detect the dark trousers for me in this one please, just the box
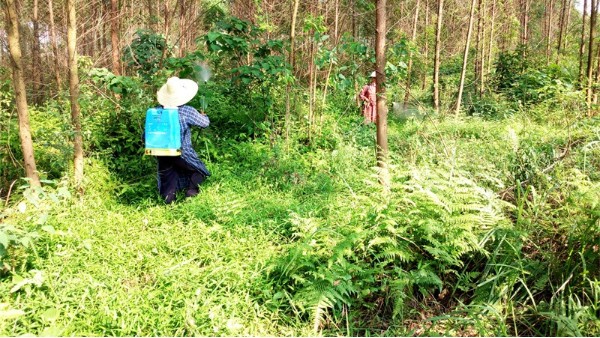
[157,156,205,202]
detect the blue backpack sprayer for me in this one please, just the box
[144,65,211,156]
[144,107,181,156]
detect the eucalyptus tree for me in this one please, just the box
[456,0,477,115]
[520,0,530,48]
[579,0,588,82]
[475,0,486,96]
[486,0,496,74]
[587,0,598,109]
[433,0,443,113]
[376,0,389,190]
[2,0,41,187]
[32,0,41,104]
[66,0,84,191]
[404,0,420,108]
[48,0,62,90]
[110,0,121,75]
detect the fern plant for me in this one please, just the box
[268,161,511,334]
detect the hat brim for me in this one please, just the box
[157,79,199,107]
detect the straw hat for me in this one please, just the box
[157,77,198,107]
[370,71,377,78]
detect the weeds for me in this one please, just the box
[1,89,599,336]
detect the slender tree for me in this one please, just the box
[351,0,356,38]
[404,0,420,108]
[456,0,477,115]
[594,24,600,103]
[286,0,300,141]
[67,0,84,191]
[110,0,121,75]
[520,0,530,48]
[557,0,568,61]
[546,0,554,64]
[48,0,62,91]
[475,0,486,96]
[290,0,300,74]
[146,0,156,31]
[580,0,589,82]
[308,1,318,138]
[422,0,430,90]
[486,0,496,74]
[376,0,389,190]
[178,0,186,57]
[334,0,340,42]
[2,0,41,187]
[32,0,42,104]
[587,0,599,110]
[564,0,573,51]
[433,0,444,113]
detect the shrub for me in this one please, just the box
[267,161,510,334]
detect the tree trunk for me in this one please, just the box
[290,0,300,74]
[286,0,300,141]
[433,0,444,113]
[557,0,567,62]
[110,0,121,75]
[351,0,356,39]
[67,0,84,192]
[580,0,588,83]
[456,0,477,115]
[160,2,172,68]
[564,0,573,51]
[521,0,530,47]
[334,0,339,42]
[32,0,42,104]
[546,0,554,64]
[422,0,430,90]
[486,0,496,74]
[586,0,598,111]
[90,1,98,59]
[308,1,318,139]
[594,31,600,103]
[475,0,486,97]
[2,0,41,187]
[178,0,186,57]
[376,0,390,191]
[48,0,62,91]
[147,0,157,31]
[404,0,420,108]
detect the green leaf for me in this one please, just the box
[207,31,221,42]
[41,226,56,234]
[40,308,60,322]
[0,231,8,249]
[40,326,63,337]
[0,303,25,320]
[37,213,49,225]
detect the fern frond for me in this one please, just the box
[374,246,414,263]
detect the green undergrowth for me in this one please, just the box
[1,109,599,336]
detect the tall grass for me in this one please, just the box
[1,90,599,336]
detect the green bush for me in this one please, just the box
[267,161,510,334]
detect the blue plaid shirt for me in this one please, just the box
[176,105,211,176]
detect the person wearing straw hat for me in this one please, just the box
[358,71,377,124]
[155,77,210,204]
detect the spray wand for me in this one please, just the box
[200,81,207,112]
[196,62,212,113]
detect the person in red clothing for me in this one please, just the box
[358,71,377,124]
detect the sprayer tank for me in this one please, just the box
[144,107,181,156]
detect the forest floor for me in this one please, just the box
[1,109,599,336]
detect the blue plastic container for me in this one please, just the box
[144,107,181,156]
